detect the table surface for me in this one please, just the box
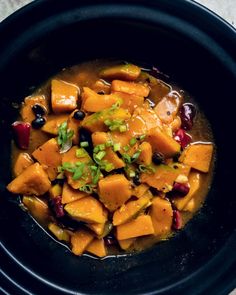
[0,0,235,294]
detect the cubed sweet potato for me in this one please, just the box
[71,230,94,256]
[22,196,51,226]
[41,114,68,135]
[173,171,201,210]
[82,87,119,112]
[7,163,51,196]
[13,153,34,176]
[51,79,79,113]
[65,196,106,224]
[137,142,152,166]
[147,127,181,158]
[62,182,88,204]
[154,91,182,124]
[92,79,111,94]
[100,64,141,81]
[82,107,131,133]
[150,197,173,236]
[86,238,107,257]
[21,95,47,123]
[32,138,62,180]
[92,132,125,170]
[98,174,132,211]
[179,143,213,173]
[116,215,154,240]
[141,163,190,192]
[118,238,136,250]
[113,195,151,226]
[49,184,62,199]
[86,209,108,236]
[112,91,144,113]
[111,80,150,97]
[133,184,149,198]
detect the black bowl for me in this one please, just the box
[0,1,236,294]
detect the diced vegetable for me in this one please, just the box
[51,80,79,113]
[116,215,154,240]
[113,195,151,226]
[173,171,201,210]
[65,196,106,224]
[22,196,51,226]
[86,208,108,236]
[41,114,69,135]
[7,163,51,196]
[150,197,173,236]
[82,87,120,112]
[61,182,88,204]
[111,80,150,97]
[137,142,152,166]
[179,144,213,172]
[118,238,136,250]
[92,79,111,94]
[98,174,132,211]
[21,95,47,123]
[32,138,62,180]
[86,238,107,257]
[13,153,33,176]
[48,222,70,242]
[133,184,149,198]
[112,91,144,113]
[71,230,94,255]
[49,184,62,199]
[147,127,181,158]
[141,163,190,192]
[100,64,141,81]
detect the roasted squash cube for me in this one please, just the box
[116,215,154,240]
[41,114,68,135]
[98,174,132,211]
[111,80,150,97]
[71,230,94,256]
[86,238,107,257]
[32,138,62,180]
[118,238,136,250]
[100,64,141,81]
[13,152,33,176]
[7,163,51,196]
[48,222,70,242]
[62,182,88,204]
[137,142,152,166]
[51,79,79,113]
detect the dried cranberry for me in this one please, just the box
[49,196,65,218]
[174,128,192,149]
[172,210,182,230]
[172,182,190,196]
[12,121,31,149]
[180,103,196,130]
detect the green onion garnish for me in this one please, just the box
[129,138,137,146]
[80,141,89,147]
[113,143,121,152]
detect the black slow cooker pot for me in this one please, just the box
[0,0,236,294]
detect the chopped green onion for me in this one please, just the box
[80,141,89,147]
[113,143,121,152]
[79,184,93,194]
[139,134,146,141]
[105,140,113,147]
[122,154,132,164]
[132,149,141,162]
[95,151,106,161]
[119,125,127,132]
[123,145,130,152]
[139,164,156,174]
[76,148,87,158]
[104,162,114,172]
[104,119,112,126]
[57,122,74,153]
[129,138,137,146]
[90,166,101,184]
[99,144,106,151]
[129,171,136,177]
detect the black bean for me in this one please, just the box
[73,110,85,121]
[31,117,46,129]
[133,174,141,186]
[149,187,160,196]
[79,127,93,156]
[32,104,46,116]
[152,152,164,165]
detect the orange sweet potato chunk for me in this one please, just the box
[113,195,151,226]
[150,197,173,236]
[41,114,68,135]
[82,87,119,112]
[118,238,136,250]
[51,79,79,113]
[65,196,106,224]
[98,174,132,212]
[137,142,152,166]
[100,64,141,81]
[112,91,144,113]
[21,95,47,123]
[7,163,51,196]
[86,238,107,257]
[86,209,108,236]
[32,138,62,180]
[13,153,34,176]
[116,215,154,240]
[111,80,150,97]
[179,143,213,173]
[147,127,181,158]
[61,182,88,204]
[71,230,94,256]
